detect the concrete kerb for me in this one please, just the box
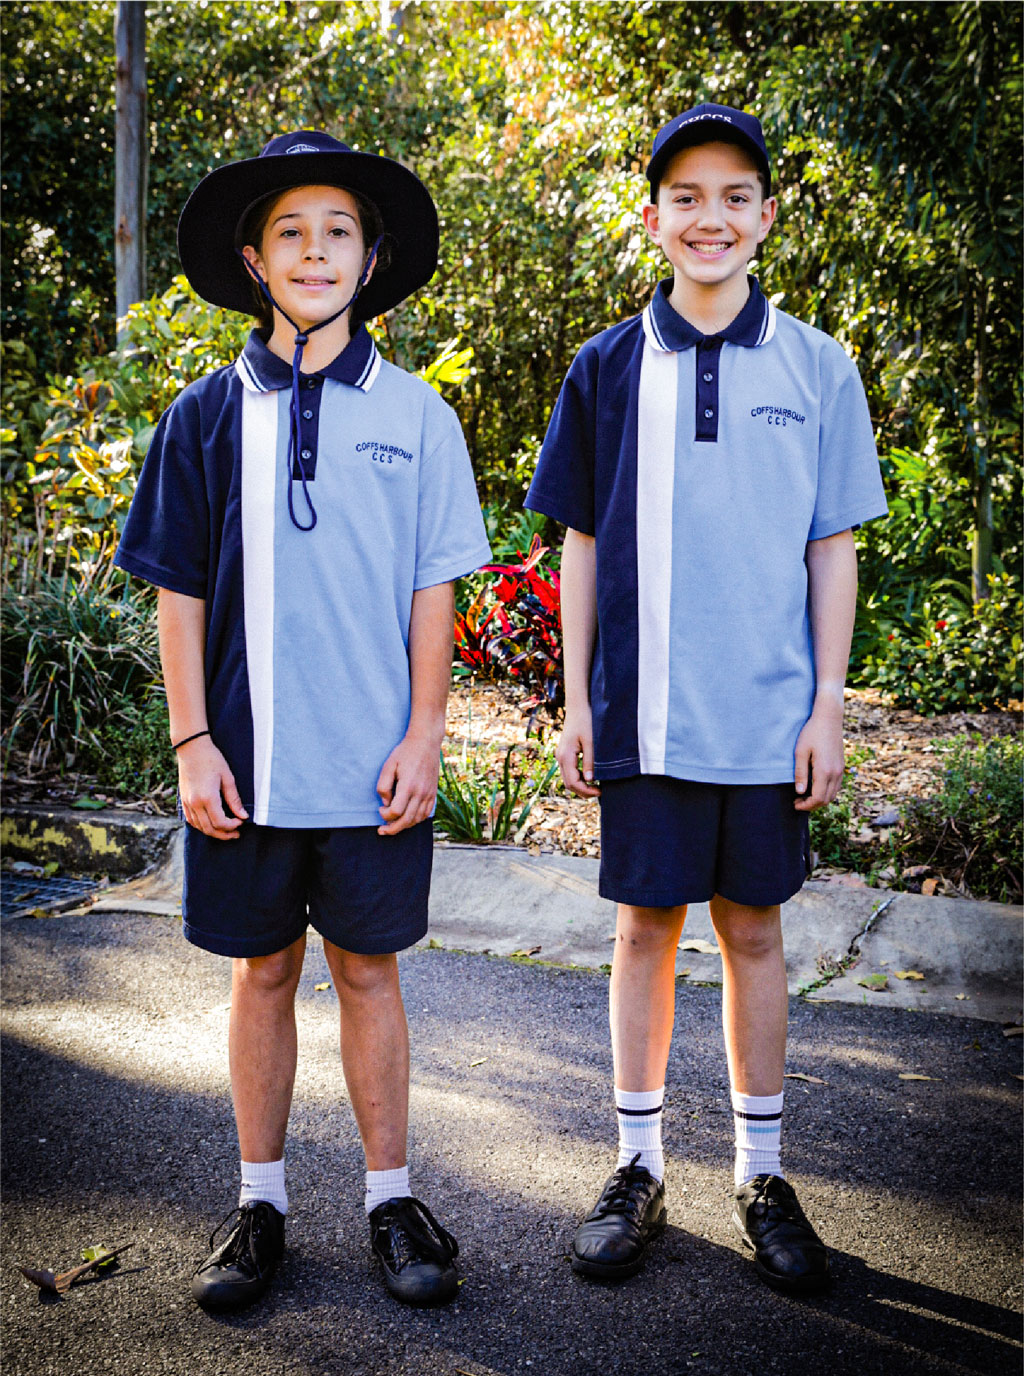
[4,806,1022,1024]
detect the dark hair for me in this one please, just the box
[650,143,770,204]
[235,184,391,330]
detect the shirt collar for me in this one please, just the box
[642,275,776,353]
[234,323,382,394]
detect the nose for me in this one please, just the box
[696,202,725,230]
[303,237,327,260]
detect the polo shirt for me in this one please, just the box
[115,325,491,826]
[525,277,888,785]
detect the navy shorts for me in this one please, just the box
[598,775,810,909]
[182,820,433,958]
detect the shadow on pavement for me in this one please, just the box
[2,916,1021,1376]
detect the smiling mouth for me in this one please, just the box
[686,242,734,257]
[293,277,336,286]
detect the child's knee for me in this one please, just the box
[325,945,400,1000]
[233,939,305,996]
[710,898,782,958]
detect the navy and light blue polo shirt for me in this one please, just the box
[116,325,491,826]
[526,277,888,785]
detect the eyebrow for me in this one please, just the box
[271,209,358,226]
[668,180,757,192]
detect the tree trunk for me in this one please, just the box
[971,283,993,602]
[115,1,147,338]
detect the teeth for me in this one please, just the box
[690,243,730,256]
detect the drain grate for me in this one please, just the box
[1,873,99,919]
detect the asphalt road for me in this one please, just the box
[2,909,1021,1376]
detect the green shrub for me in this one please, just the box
[81,692,175,798]
[808,792,854,869]
[898,733,1023,903]
[861,574,1023,714]
[435,743,558,843]
[1,565,160,774]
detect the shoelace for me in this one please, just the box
[238,235,382,532]
[747,1175,799,1221]
[592,1153,652,1218]
[375,1197,458,1271]
[203,1204,267,1275]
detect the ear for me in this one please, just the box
[362,244,378,286]
[241,245,267,281]
[757,195,778,244]
[641,201,662,246]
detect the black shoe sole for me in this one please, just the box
[191,1273,276,1312]
[570,1211,667,1280]
[378,1265,459,1307]
[730,1211,831,1296]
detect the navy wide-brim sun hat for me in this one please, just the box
[177,130,439,321]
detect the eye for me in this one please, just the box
[328,225,350,237]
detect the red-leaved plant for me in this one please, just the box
[453,533,563,733]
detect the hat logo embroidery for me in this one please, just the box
[286,143,321,154]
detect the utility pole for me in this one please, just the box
[115,0,147,339]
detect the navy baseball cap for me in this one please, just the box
[177,129,439,321]
[646,104,772,198]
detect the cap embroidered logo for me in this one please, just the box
[285,143,321,154]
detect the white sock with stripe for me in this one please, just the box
[239,1158,288,1215]
[731,1089,784,1188]
[365,1165,411,1215]
[615,1086,665,1182]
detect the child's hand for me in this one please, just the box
[793,708,844,812]
[177,736,248,839]
[376,734,441,836]
[556,708,601,799]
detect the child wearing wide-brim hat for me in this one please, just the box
[116,130,491,1313]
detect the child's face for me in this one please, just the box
[642,142,776,292]
[241,184,373,333]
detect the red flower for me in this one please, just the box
[888,633,895,641]
[935,619,948,630]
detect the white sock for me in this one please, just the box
[615,1086,665,1182]
[365,1165,411,1215]
[239,1158,287,1215]
[731,1089,784,1188]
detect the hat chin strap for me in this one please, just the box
[238,236,382,532]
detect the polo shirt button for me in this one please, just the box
[306,378,317,389]
[703,371,714,382]
[302,409,313,419]
[704,408,714,419]
[301,448,312,460]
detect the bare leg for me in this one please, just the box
[709,896,787,1095]
[229,934,306,1161]
[323,941,409,1171]
[610,903,688,1091]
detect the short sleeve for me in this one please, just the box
[114,397,210,598]
[525,345,597,535]
[809,355,888,541]
[413,405,492,589]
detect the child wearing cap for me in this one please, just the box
[526,104,887,1293]
[115,131,491,1312]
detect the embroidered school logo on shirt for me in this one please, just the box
[750,404,806,428]
[355,439,415,465]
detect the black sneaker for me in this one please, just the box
[731,1174,830,1295]
[368,1196,459,1306]
[571,1153,667,1279]
[191,1201,285,1312]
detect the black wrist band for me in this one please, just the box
[172,729,211,752]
